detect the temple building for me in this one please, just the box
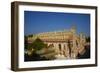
[27,27,86,59]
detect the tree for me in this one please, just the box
[86,36,90,42]
[31,38,47,51]
[28,35,33,37]
[24,36,28,50]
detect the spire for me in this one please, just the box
[71,24,76,30]
[70,25,76,34]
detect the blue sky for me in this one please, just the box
[24,11,90,36]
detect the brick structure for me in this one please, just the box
[27,27,86,59]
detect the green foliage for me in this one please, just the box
[86,37,90,42]
[24,35,33,50]
[31,38,47,50]
[24,36,28,50]
[28,35,33,37]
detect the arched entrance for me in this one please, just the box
[58,44,61,51]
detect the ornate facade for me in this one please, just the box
[27,27,86,59]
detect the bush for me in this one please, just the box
[31,38,47,50]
